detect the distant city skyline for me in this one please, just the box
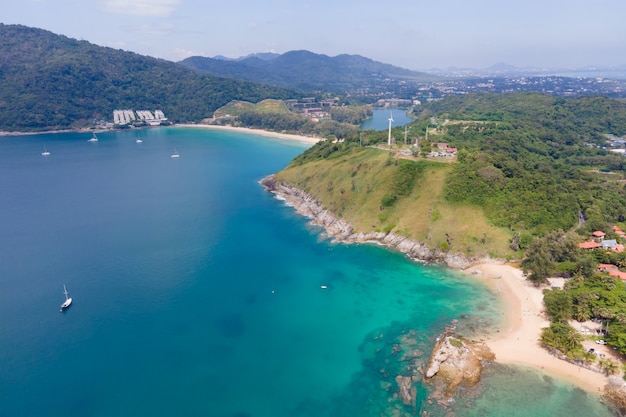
[4,0,626,71]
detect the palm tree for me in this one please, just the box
[598,358,619,375]
[566,330,581,352]
[573,303,591,322]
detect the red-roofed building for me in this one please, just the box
[592,231,606,239]
[579,241,601,249]
[599,264,618,272]
[609,270,626,280]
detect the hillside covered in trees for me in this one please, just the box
[0,24,299,132]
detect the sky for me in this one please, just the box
[4,0,626,70]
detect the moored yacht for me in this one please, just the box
[88,133,98,142]
[60,284,72,312]
[170,148,180,158]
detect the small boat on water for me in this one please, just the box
[88,133,98,142]
[60,284,72,312]
[136,135,143,143]
[41,146,50,156]
[170,148,180,158]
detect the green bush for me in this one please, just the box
[449,338,463,348]
[381,194,397,207]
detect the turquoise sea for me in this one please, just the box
[0,127,615,416]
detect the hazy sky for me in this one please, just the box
[4,0,626,70]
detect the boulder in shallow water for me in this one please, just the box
[395,375,417,407]
[424,330,494,401]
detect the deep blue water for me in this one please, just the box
[0,127,615,417]
[360,108,414,131]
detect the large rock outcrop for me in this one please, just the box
[260,175,484,269]
[423,326,495,401]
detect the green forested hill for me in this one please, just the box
[423,93,626,235]
[0,24,298,132]
[276,93,626,257]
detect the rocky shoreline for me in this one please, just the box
[260,174,489,270]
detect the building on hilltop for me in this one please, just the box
[428,142,458,158]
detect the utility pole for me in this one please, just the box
[387,112,394,147]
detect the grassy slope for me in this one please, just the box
[276,147,513,259]
[213,99,289,118]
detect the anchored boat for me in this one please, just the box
[60,285,72,312]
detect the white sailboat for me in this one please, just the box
[88,133,98,142]
[170,148,180,158]
[60,284,72,312]
[41,146,50,156]
[136,133,143,143]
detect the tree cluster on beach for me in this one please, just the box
[519,228,626,366]
[234,109,360,139]
[541,272,626,370]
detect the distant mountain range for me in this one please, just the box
[178,50,437,93]
[198,52,626,82]
[213,52,280,62]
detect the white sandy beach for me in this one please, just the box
[1,124,322,144]
[177,123,321,145]
[465,263,612,394]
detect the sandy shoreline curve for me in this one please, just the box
[176,123,321,145]
[0,124,323,145]
[465,263,611,394]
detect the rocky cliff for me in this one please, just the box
[260,174,484,269]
